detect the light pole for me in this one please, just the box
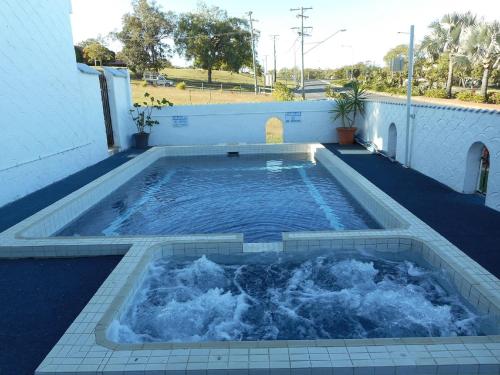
[398,26,415,168]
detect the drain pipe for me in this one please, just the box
[404,25,415,168]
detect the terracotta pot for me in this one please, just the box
[336,127,357,145]
[133,132,150,149]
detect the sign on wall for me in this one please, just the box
[172,115,188,127]
[285,111,302,123]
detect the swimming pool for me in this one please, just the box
[57,153,380,242]
[4,144,495,375]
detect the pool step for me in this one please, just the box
[243,242,283,253]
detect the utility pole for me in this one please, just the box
[270,34,279,83]
[290,7,312,100]
[247,11,258,95]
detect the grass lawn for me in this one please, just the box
[131,80,276,105]
[159,67,296,90]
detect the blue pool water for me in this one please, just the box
[58,154,380,242]
[108,250,482,343]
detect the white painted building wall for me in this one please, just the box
[103,68,135,150]
[358,101,500,211]
[148,100,340,146]
[0,0,109,208]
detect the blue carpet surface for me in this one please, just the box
[0,150,142,374]
[324,143,500,278]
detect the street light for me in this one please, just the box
[304,28,346,55]
[398,26,415,168]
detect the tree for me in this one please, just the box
[115,0,175,75]
[462,21,500,98]
[383,44,408,68]
[78,38,115,66]
[74,46,84,63]
[421,12,476,98]
[174,3,254,83]
[83,42,115,66]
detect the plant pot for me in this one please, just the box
[133,132,150,149]
[336,127,357,145]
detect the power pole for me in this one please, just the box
[290,7,312,100]
[247,11,258,95]
[270,34,279,83]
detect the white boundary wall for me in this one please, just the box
[148,100,339,145]
[0,0,109,207]
[103,68,135,150]
[358,100,500,211]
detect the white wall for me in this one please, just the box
[148,100,340,146]
[0,0,109,208]
[103,68,135,150]
[359,101,500,211]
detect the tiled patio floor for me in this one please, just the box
[324,143,500,278]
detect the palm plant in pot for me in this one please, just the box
[129,92,173,148]
[331,81,367,145]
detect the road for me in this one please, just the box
[298,80,499,110]
[298,79,410,103]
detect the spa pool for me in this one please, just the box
[108,249,487,344]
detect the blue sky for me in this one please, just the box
[71,0,500,69]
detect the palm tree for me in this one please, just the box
[462,21,500,98]
[421,12,476,98]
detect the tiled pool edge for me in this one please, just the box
[36,239,500,375]
[0,143,495,374]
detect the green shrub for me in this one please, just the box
[487,92,500,104]
[141,80,148,87]
[273,82,295,101]
[176,81,187,90]
[325,85,345,99]
[423,88,447,99]
[455,90,485,103]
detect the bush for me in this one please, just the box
[487,92,500,104]
[455,90,485,103]
[141,80,148,87]
[325,85,345,99]
[423,88,447,99]
[176,81,187,90]
[273,82,295,101]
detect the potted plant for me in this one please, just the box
[331,80,367,145]
[129,92,173,148]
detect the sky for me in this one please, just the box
[70,0,500,70]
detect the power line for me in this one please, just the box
[290,6,312,100]
[304,28,346,55]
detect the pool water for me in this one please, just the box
[108,250,482,343]
[58,154,380,242]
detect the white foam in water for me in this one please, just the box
[108,252,482,343]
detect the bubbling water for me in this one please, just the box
[108,252,481,343]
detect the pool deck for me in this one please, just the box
[323,143,500,278]
[1,144,500,374]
